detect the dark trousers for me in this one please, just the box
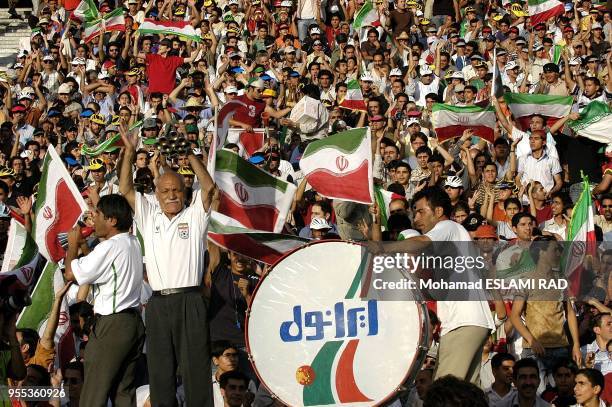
[146,291,212,407]
[81,310,146,407]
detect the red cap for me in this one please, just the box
[369,115,385,122]
[474,224,497,239]
[102,60,116,69]
[279,23,289,30]
[563,26,574,32]
[11,105,26,113]
[406,110,422,117]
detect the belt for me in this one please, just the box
[94,307,140,319]
[152,286,201,296]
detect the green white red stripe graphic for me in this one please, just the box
[81,133,124,156]
[374,185,404,231]
[83,8,126,43]
[208,211,308,264]
[563,175,596,297]
[528,0,565,25]
[352,0,380,29]
[567,101,612,145]
[339,80,367,112]
[432,103,496,143]
[137,19,201,42]
[300,127,374,204]
[70,0,99,22]
[215,150,296,232]
[504,93,572,130]
[32,146,88,263]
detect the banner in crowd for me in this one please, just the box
[32,146,89,263]
[339,80,367,112]
[215,150,296,233]
[209,100,247,179]
[504,93,573,130]
[353,0,380,29]
[563,175,596,297]
[83,8,126,43]
[81,133,124,156]
[527,0,565,25]
[208,211,308,264]
[300,128,374,204]
[137,19,201,42]
[69,0,99,22]
[374,185,404,231]
[2,219,28,272]
[567,101,612,145]
[431,104,496,143]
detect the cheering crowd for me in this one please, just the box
[0,0,611,405]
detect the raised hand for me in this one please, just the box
[16,195,32,215]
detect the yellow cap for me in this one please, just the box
[262,89,277,97]
[90,113,106,125]
[419,18,430,25]
[86,158,104,171]
[493,14,504,21]
[177,166,195,176]
[0,167,15,177]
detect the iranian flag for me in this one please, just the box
[353,0,380,29]
[374,185,404,231]
[208,211,308,264]
[209,100,247,179]
[568,101,612,145]
[505,93,573,130]
[340,80,367,112]
[562,176,596,297]
[70,0,99,22]
[137,19,201,42]
[83,8,126,43]
[432,103,496,143]
[33,146,89,263]
[81,133,124,156]
[299,128,374,204]
[215,150,296,232]
[528,0,565,26]
[238,131,265,158]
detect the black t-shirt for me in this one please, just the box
[555,134,603,184]
[432,0,455,16]
[209,263,259,347]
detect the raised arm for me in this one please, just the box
[118,126,138,210]
[40,282,72,351]
[187,152,216,211]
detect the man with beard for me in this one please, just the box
[595,195,612,234]
[498,358,550,406]
[230,79,292,131]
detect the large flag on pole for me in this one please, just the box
[215,150,296,233]
[299,127,374,204]
[137,19,201,42]
[562,175,596,297]
[82,8,126,43]
[32,147,89,263]
[567,101,612,145]
[527,0,565,26]
[69,0,99,22]
[352,0,380,29]
[432,104,497,143]
[340,80,368,112]
[504,93,573,130]
[208,211,308,264]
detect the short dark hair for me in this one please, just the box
[529,235,558,263]
[395,161,411,172]
[69,300,94,318]
[591,312,612,331]
[0,180,8,195]
[511,212,535,228]
[211,340,237,358]
[219,370,248,389]
[64,360,84,377]
[491,353,515,370]
[423,375,489,407]
[600,193,612,203]
[313,200,332,216]
[552,357,578,375]
[25,364,50,386]
[504,197,522,210]
[387,182,406,197]
[415,146,432,157]
[387,213,412,232]
[576,368,605,392]
[513,357,539,379]
[16,328,39,358]
[412,187,452,218]
[429,153,445,165]
[97,194,133,232]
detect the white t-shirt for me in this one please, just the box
[134,190,210,291]
[71,232,143,315]
[424,220,495,335]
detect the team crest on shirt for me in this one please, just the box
[178,223,189,239]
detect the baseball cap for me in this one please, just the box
[454,84,465,92]
[224,85,238,94]
[90,113,106,125]
[474,224,497,239]
[592,22,602,29]
[390,68,403,76]
[47,110,61,117]
[543,62,559,73]
[80,108,94,118]
[11,105,26,113]
[310,218,332,230]
[420,66,433,76]
[186,124,199,134]
[310,27,321,34]
[369,115,385,122]
[505,61,518,71]
[444,175,463,188]
[360,72,374,81]
[43,55,54,62]
[284,46,296,54]
[248,154,266,164]
[406,118,420,126]
[463,213,485,231]
[249,78,265,89]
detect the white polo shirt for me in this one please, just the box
[71,232,143,315]
[134,190,210,291]
[518,147,562,193]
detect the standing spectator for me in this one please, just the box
[485,353,517,406]
[64,194,145,406]
[581,312,612,376]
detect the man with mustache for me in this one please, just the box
[119,128,216,406]
[498,357,550,407]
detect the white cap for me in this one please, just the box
[406,118,420,126]
[420,66,433,75]
[98,72,110,79]
[310,27,321,34]
[42,55,54,61]
[390,68,403,76]
[13,62,24,69]
[284,46,295,53]
[360,72,374,81]
[454,84,465,92]
[592,22,602,29]
[416,10,423,16]
[228,0,239,4]
[58,83,72,94]
[397,229,421,240]
[451,71,465,79]
[569,57,582,66]
[505,61,518,71]
[444,175,463,188]
[71,57,86,65]
[280,0,292,6]
[17,50,27,58]
[310,217,332,230]
[224,85,238,93]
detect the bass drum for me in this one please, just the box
[246,240,429,407]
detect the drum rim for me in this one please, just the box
[245,239,430,406]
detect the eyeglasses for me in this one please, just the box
[602,205,612,208]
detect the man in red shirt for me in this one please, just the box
[230,79,292,131]
[139,39,200,95]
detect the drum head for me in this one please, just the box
[246,241,426,407]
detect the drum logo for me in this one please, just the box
[279,300,378,342]
[336,156,349,172]
[178,223,189,239]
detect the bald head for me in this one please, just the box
[156,171,186,218]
